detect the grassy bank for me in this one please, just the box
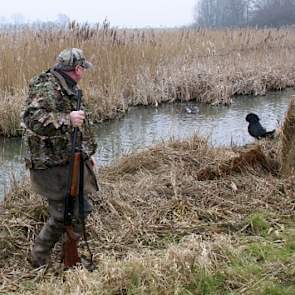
[2,127,295,293]
[1,25,295,136]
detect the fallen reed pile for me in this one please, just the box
[1,132,295,294]
[1,25,295,136]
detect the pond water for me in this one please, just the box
[1,88,294,200]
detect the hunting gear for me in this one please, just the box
[22,48,98,268]
[64,89,95,268]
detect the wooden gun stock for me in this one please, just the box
[64,225,81,268]
[70,152,81,197]
[63,152,82,268]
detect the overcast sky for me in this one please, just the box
[0,0,196,27]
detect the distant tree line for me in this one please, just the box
[0,13,70,26]
[194,0,295,27]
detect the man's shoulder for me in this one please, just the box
[29,70,61,91]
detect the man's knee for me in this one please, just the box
[38,216,64,243]
[48,200,65,222]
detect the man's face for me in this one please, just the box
[75,65,86,81]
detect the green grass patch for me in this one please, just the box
[259,282,295,295]
[182,270,226,295]
[245,241,295,263]
[246,212,272,237]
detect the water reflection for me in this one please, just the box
[0,136,25,199]
[0,88,294,200]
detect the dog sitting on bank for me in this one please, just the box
[245,113,276,140]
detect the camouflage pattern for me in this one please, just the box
[55,48,93,71]
[22,68,97,169]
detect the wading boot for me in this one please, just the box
[30,237,51,268]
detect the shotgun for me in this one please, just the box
[63,89,83,268]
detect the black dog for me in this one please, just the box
[245,113,275,140]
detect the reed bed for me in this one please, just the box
[1,24,295,136]
[1,128,295,293]
[0,94,24,137]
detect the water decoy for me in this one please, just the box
[184,105,199,114]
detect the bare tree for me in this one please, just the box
[195,0,216,27]
[251,0,295,27]
[223,0,249,26]
[194,0,295,27]
[194,0,252,27]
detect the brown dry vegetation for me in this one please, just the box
[281,98,295,176]
[2,119,295,294]
[1,24,295,136]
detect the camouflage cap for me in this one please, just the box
[55,48,93,71]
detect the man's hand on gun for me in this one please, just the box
[70,110,85,127]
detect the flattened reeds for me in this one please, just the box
[197,145,279,180]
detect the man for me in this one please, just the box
[22,48,99,268]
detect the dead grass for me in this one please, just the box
[2,129,295,293]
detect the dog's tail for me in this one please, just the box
[263,129,276,139]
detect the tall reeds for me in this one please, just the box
[1,25,295,136]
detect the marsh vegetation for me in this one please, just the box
[1,23,295,294]
[0,24,295,136]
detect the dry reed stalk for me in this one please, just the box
[0,93,24,136]
[280,96,295,176]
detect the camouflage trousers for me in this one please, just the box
[29,160,98,267]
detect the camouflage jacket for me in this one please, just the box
[22,68,97,169]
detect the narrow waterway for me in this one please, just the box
[1,88,294,200]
